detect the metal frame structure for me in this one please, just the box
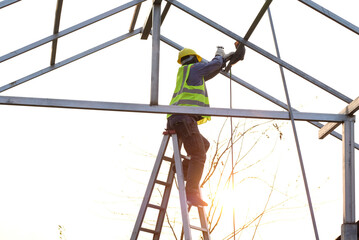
[1,0,358,239]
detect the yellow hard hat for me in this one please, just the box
[177,48,202,64]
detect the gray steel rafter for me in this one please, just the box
[0,0,20,9]
[298,0,359,35]
[0,0,146,63]
[0,29,142,93]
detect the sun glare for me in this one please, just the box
[213,184,238,209]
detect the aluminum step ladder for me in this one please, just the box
[130,130,211,240]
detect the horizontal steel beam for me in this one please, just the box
[299,0,359,35]
[166,0,353,104]
[0,0,145,63]
[0,0,20,9]
[0,28,141,93]
[319,96,359,139]
[0,96,349,122]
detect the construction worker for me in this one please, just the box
[167,47,245,206]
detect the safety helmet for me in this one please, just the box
[177,48,202,64]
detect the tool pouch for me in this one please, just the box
[174,116,197,139]
[167,115,197,139]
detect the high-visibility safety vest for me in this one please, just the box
[167,64,211,125]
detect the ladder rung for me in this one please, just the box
[163,156,174,163]
[155,179,171,186]
[190,224,209,233]
[140,227,159,235]
[148,203,165,210]
[163,155,190,162]
[181,154,191,160]
[132,133,211,239]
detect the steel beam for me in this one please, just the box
[165,0,353,104]
[0,29,141,93]
[158,34,359,150]
[160,2,171,25]
[0,0,20,9]
[0,0,146,63]
[268,6,319,239]
[226,0,272,72]
[245,0,272,41]
[129,2,142,32]
[319,96,359,139]
[342,118,356,240]
[141,8,153,39]
[299,0,359,35]
[141,0,168,40]
[150,1,161,105]
[50,0,64,65]
[0,96,349,122]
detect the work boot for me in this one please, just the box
[185,159,207,206]
[185,159,204,191]
[186,189,208,206]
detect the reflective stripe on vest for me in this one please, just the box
[167,64,211,124]
[172,88,208,99]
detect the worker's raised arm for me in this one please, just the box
[189,55,223,83]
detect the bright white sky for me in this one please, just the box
[0,0,358,239]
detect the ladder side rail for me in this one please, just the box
[154,139,183,239]
[197,206,211,240]
[180,206,192,240]
[130,134,171,240]
[153,162,176,240]
[172,134,192,240]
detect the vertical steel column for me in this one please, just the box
[342,117,356,240]
[150,0,161,105]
